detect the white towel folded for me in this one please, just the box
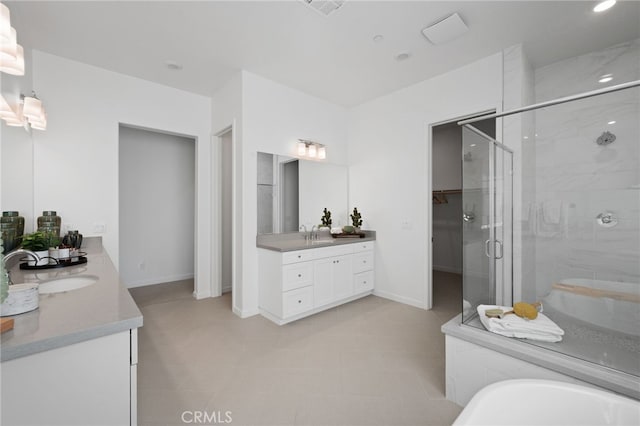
[478,305,565,343]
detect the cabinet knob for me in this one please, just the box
[297,255,301,258]
[298,300,302,304]
[298,274,302,277]
[364,281,367,284]
[363,260,367,263]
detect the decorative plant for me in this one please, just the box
[320,208,332,227]
[21,231,58,251]
[1,238,8,303]
[350,207,363,228]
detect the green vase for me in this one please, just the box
[0,222,18,254]
[1,211,25,238]
[37,210,62,237]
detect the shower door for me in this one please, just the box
[461,124,513,323]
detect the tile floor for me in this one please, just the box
[130,271,462,426]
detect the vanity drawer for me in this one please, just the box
[354,271,374,293]
[282,262,313,291]
[282,250,315,264]
[314,244,354,259]
[352,252,374,274]
[352,241,374,253]
[283,286,313,318]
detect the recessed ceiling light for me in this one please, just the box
[608,120,616,125]
[395,52,411,62]
[165,60,183,70]
[373,34,384,43]
[594,0,616,12]
[599,73,613,83]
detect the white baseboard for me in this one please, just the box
[126,273,194,288]
[373,289,426,309]
[233,306,259,318]
[433,265,462,274]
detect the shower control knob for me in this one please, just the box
[596,212,617,228]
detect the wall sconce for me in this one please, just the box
[297,139,326,160]
[0,2,25,76]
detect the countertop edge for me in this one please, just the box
[1,315,143,362]
[257,236,376,252]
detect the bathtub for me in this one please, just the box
[453,379,640,426]
[542,278,640,337]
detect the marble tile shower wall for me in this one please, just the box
[531,39,640,298]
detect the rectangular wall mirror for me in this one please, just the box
[257,152,348,234]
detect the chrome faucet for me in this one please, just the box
[2,249,40,285]
[300,224,310,242]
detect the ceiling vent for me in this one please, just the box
[301,0,345,16]
[421,13,469,45]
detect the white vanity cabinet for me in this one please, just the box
[258,240,375,324]
[1,329,138,426]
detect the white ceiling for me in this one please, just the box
[6,1,640,107]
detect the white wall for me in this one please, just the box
[119,126,195,287]
[28,51,212,297]
[241,72,349,316]
[211,72,243,312]
[212,71,349,317]
[348,53,503,308]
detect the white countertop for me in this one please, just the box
[1,242,143,362]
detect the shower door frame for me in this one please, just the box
[462,124,514,311]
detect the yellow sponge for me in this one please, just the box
[513,302,539,320]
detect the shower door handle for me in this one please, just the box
[495,240,504,259]
[484,239,492,258]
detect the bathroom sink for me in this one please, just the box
[38,275,99,294]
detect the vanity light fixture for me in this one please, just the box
[297,139,326,160]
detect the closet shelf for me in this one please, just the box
[433,189,462,204]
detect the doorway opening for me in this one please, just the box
[118,125,196,300]
[429,114,495,313]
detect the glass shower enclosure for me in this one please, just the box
[459,81,640,378]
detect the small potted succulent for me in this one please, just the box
[350,207,363,232]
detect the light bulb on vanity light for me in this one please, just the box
[318,146,326,159]
[297,141,307,156]
[0,3,11,44]
[308,144,317,158]
[0,26,17,62]
[22,95,44,121]
[0,43,24,75]
[3,102,25,126]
